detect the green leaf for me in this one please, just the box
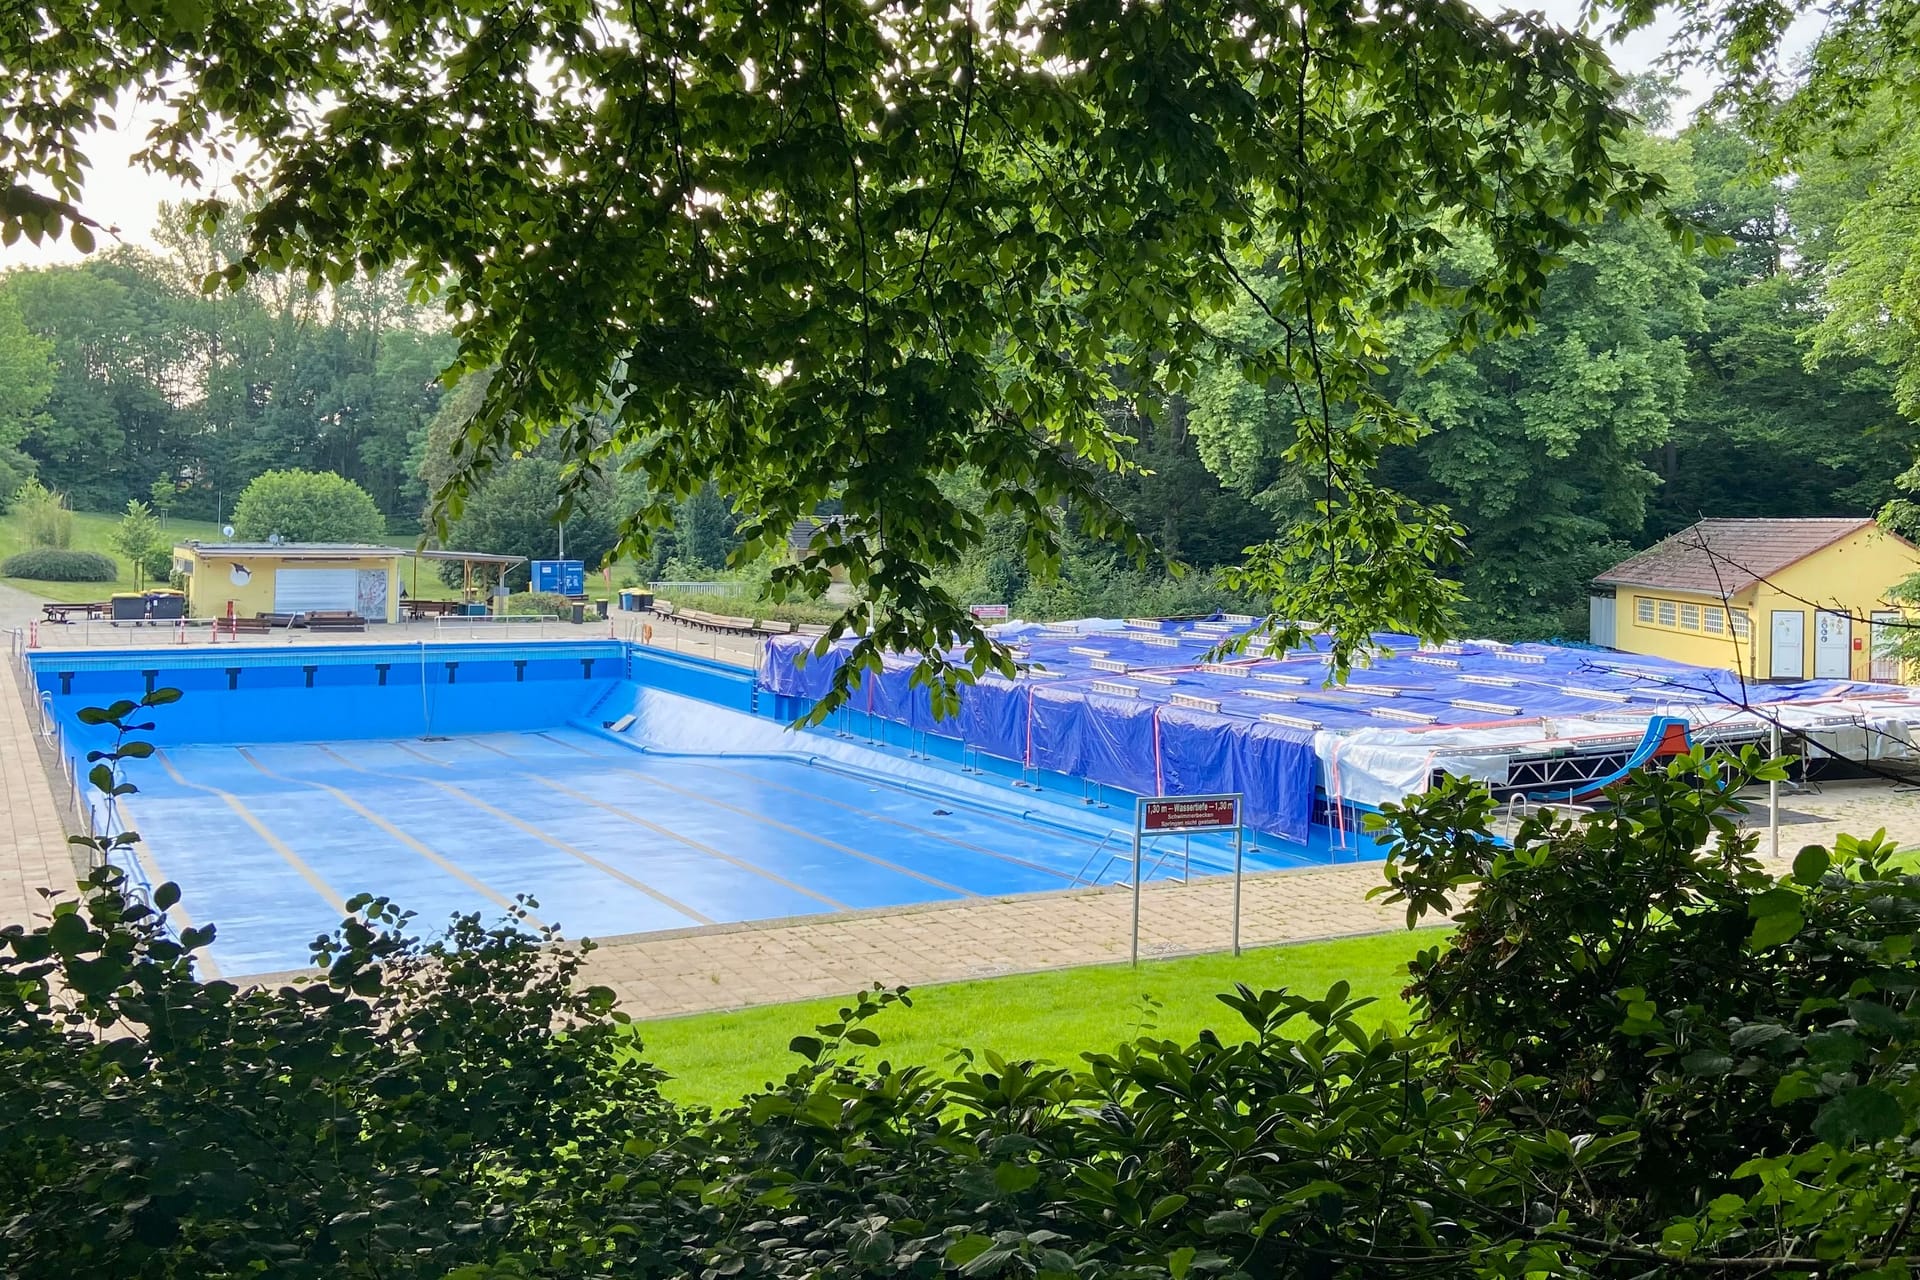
[1748,909,1803,951]
[993,1162,1040,1194]
[1680,1049,1732,1076]
[1792,845,1830,884]
[786,1035,823,1061]
[945,1236,993,1267]
[1812,1084,1904,1146]
[1147,1194,1188,1224]
[1168,1247,1196,1280]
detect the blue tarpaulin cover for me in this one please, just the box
[759,620,1876,843]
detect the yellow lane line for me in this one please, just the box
[154,750,350,918]
[532,775,849,912]
[610,766,979,898]
[314,746,714,927]
[539,730,978,897]
[671,757,1079,884]
[237,748,544,928]
[107,793,223,981]
[390,741,452,767]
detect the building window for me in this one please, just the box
[1704,608,1724,634]
[1657,600,1677,627]
[1731,609,1750,639]
[1680,603,1700,630]
[1636,598,1655,624]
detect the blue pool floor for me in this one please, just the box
[114,725,1373,976]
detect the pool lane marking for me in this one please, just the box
[390,741,454,767]
[643,757,1081,884]
[108,793,224,980]
[532,732,1008,895]
[236,748,545,928]
[530,776,850,912]
[153,750,351,918]
[537,727,1112,856]
[595,764,979,899]
[313,746,715,926]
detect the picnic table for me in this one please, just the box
[401,598,461,619]
[41,601,107,623]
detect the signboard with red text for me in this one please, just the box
[1139,794,1241,834]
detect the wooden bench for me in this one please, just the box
[755,619,795,635]
[649,600,675,617]
[255,612,299,628]
[41,602,107,623]
[795,622,831,637]
[225,616,272,635]
[402,598,460,619]
[305,610,368,633]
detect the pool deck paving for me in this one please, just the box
[0,586,84,932]
[9,585,1920,1018]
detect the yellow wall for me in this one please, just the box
[175,549,402,623]
[1608,525,1920,681]
[1613,585,1761,678]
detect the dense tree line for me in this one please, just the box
[0,207,455,529]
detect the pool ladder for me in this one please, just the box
[1071,834,1191,888]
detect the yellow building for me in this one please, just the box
[1591,518,1920,683]
[173,542,405,623]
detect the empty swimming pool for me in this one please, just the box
[32,641,1376,976]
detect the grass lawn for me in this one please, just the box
[0,509,225,602]
[1,508,473,604]
[633,928,1443,1110]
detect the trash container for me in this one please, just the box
[635,591,654,611]
[570,601,587,624]
[110,593,145,621]
[144,590,184,620]
[460,602,489,617]
[594,598,610,620]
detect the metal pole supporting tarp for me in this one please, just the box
[1232,823,1245,957]
[1131,799,1145,967]
[1770,720,1781,862]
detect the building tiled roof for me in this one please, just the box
[1594,518,1880,595]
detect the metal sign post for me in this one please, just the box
[1131,793,1244,966]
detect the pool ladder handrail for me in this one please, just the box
[1072,833,1192,888]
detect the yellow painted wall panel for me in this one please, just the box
[1606,526,1920,681]
[176,549,401,623]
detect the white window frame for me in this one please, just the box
[1635,598,1655,624]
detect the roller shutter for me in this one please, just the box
[274,568,358,614]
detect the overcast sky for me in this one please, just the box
[0,1,1724,273]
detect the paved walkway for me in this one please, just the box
[575,864,1402,1018]
[0,600,82,932]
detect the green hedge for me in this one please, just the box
[0,548,118,582]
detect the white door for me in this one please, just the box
[1770,610,1805,680]
[1873,610,1905,683]
[1813,610,1852,679]
[274,568,358,615]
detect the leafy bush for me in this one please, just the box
[142,547,174,585]
[501,590,575,616]
[232,468,386,543]
[11,478,72,548]
[11,707,1920,1277]
[0,547,116,581]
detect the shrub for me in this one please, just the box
[12,478,72,548]
[0,547,116,581]
[232,468,386,543]
[142,547,175,585]
[502,590,574,616]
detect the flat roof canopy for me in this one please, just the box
[176,541,527,567]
